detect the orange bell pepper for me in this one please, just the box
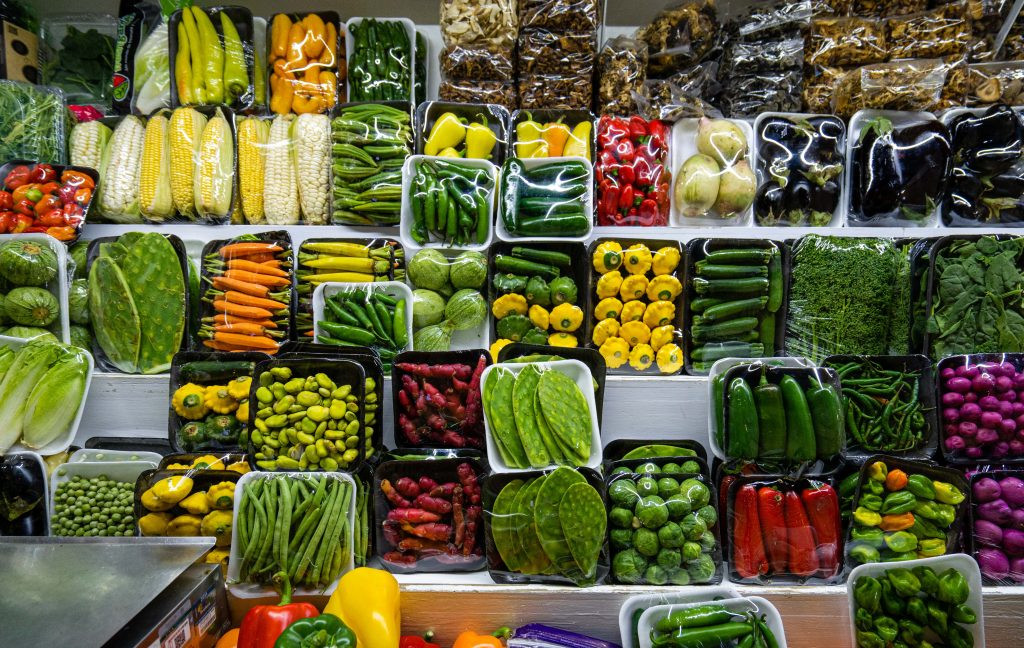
[215,628,239,648]
[452,629,510,648]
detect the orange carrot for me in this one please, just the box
[224,269,290,287]
[203,314,278,328]
[212,275,271,298]
[223,290,287,311]
[260,259,282,267]
[213,299,274,319]
[212,322,273,335]
[226,258,288,277]
[218,242,283,258]
[213,332,280,350]
[203,339,279,354]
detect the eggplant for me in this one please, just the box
[809,178,840,222]
[809,115,845,157]
[987,168,1024,198]
[949,104,1024,176]
[0,454,47,536]
[853,117,951,223]
[754,181,786,225]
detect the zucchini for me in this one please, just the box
[807,382,844,459]
[767,250,783,313]
[759,313,776,356]
[692,316,759,342]
[727,377,759,459]
[702,297,768,322]
[693,277,769,298]
[179,360,255,383]
[694,262,768,279]
[780,374,816,462]
[702,248,775,265]
[754,373,787,459]
[511,247,572,268]
[494,254,560,279]
[689,297,724,313]
[518,198,584,218]
[691,342,765,363]
[523,161,589,185]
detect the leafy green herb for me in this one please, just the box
[0,81,67,164]
[42,26,115,105]
[887,243,912,355]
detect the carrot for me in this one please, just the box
[213,299,274,319]
[211,275,271,297]
[203,339,279,354]
[218,242,283,258]
[260,259,282,267]
[224,269,290,287]
[222,290,288,311]
[211,322,282,336]
[226,258,288,277]
[213,331,280,350]
[203,315,278,328]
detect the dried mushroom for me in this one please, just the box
[806,16,888,66]
[441,45,515,81]
[967,63,1024,105]
[851,0,927,16]
[518,29,597,76]
[597,36,648,115]
[439,79,518,110]
[637,0,720,75]
[519,0,601,32]
[724,36,804,72]
[735,0,813,40]
[720,69,803,117]
[440,0,517,50]
[518,74,593,110]
[885,2,969,60]
[846,59,950,114]
[803,64,851,113]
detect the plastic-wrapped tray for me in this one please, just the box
[0,164,97,245]
[669,118,755,226]
[2,451,49,536]
[311,281,413,356]
[404,247,490,351]
[133,467,241,538]
[345,17,416,103]
[414,101,510,164]
[266,12,342,114]
[637,597,788,648]
[71,448,164,465]
[509,109,595,161]
[496,157,594,243]
[168,6,255,110]
[49,460,156,536]
[618,587,740,648]
[0,232,71,344]
[495,343,606,425]
[157,453,248,471]
[400,155,497,252]
[966,468,1024,585]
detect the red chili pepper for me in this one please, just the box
[633,156,653,188]
[237,573,319,648]
[13,198,34,217]
[599,185,619,225]
[756,486,787,574]
[46,225,77,242]
[618,185,634,211]
[0,211,14,233]
[34,194,61,217]
[649,119,670,153]
[29,164,56,183]
[732,484,768,579]
[613,138,635,164]
[801,483,841,578]
[37,208,65,227]
[11,213,33,233]
[4,165,30,189]
[784,490,820,578]
[598,149,617,169]
[0,190,11,210]
[719,475,736,527]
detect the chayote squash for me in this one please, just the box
[69,279,90,325]
[0,240,58,287]
[4,287,59,327]
[69,325,91,350]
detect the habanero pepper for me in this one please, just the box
[37,181,59,195]
[732,484,769,578]
[881,491,917,515]
[4,165,29,189]
[29,164,56,183]
[46,225,77,241]
[0,189,11,210]
[912,565,940,597]
[34,194,61,217]
[613,138,635,164]
[0,211,13,233]
[757,486,788,573]
[784,490,819,577]
[11,213,32,232]
[801,483,841,577]
[237,572,320,648]
[61,169,94,189]
[37,208,65,227]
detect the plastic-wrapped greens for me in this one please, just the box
[885,1,969,60]
[439,79,518,110]
[518,0,601,31]
[0,81,67,165]
[40,15,116,109]
[518,74,593,110]
[597,36,648,115]
[440,44,515,81]
[637,0,721,77]
[518,29,597,76]
[806,16,888,67]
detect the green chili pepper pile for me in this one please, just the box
[649,603,781,648]
[316,288,409,370]
[828,358,928,453]
[852,564,978,648]
[410,159,494,246]
[346,18,412,102]
[331,104,412,226]
[848,460,966,566]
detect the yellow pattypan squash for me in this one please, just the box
[201,510,234,546]
[648,275,682,301]
[206,482,236,509]
[550,303,583,332]
[180,492,211,515]
[139,511,172,536]
[166,514,203,536]
[619,274,649,301]
[593,241,622,273]
[204,385,237,414]
[595,271,623,299]
[492,293,528,319]
[594,297,623,321]
[643,300,676,328]
[190,455,225,470]
[172,383,208,420]
[529,304,550,330]
[620,300,646,323]
[592,319,620,346]
[652,246,681,275]
[490,338,513,362]
[657,343,684,374]
[599,337,630,368]
[620,321,652,347]
[629,344,655,371]
[650,324,675,351]
[227,376,252,400]
[623,244,653,275]
[548,332,578,347]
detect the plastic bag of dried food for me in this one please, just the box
[440,44,515,81]
[637,61,723,120]
[966,62,1024,106]
[518,73,593,110]
[637,0,721,76]
[720,69,803,116]
[810,0,852,14]
[439,78,518,110]
[858,58,948,112]
[440,0,517,51]
[517,29,597,76]
[597,36,648,116]
[885,1,969,60]
[802,65,849,113]
[852,0,927,16]
[724,36,804,72]
[518,0,601,32]
[734,0,812,40]
[806,16,887,67]
[939,56,969,108]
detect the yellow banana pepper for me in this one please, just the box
[180,7,206,103]
[219,11,248,103]
[424,112,466,156]
[465,115,497,159]
[175,22,193,104]
[515,111,543,157]
[324,567,400,648]
[563,121,591,160]
[192,7,223,104]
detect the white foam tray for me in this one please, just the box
[0,233,70,344]
[495,156,594,243]
[312,280,413,352]
[226,470,356,597]
[669,118,755,227]
[638,597,787,648]
[400,155,497,252]
[70,448,164,464]
[48,460,157,536]
[619,586,740,648]
[480,359,601,473]
[344,17,417,103]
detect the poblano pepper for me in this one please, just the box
[274,614,356,648]
[887,568,921,597]
[913,566,940,597]
[884,531,918,553]
[854,576,882,613]
[937,568,970,605]
[906,474,935,500]
[882,491,917,515]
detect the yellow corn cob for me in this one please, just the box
[194,108,234,219]
[263,114,298,225]
[169,107,207,219]
[236,117,268,224]
[139,112,174,222]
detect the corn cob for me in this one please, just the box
[68,120,112,171]
[169,107,207,219]
[263,114,298,225]
[194,108,234,219]
[236,117,268,223]
[138,111,174,222]
[292,113,330,225]
[97,116,145,223]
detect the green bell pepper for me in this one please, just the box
[852,526,885,547]
[864,479,885,496]
[882,491,917,515]
[854,506,883,527]
[937,568,971,605]
[855,607,875,632]
[926,601,949,635]
[274,614,357,648]
[884,531,918,553]
[948,624,974,648]
[913,500,957,527]
[879,579,904,616]
[856,631,885,648]
[953,603,977,625]
[887,568,921,597]
[909,517,945,540]
[854,575,882,613]
[850,543,881,564]
[906,474,935,500]
[874,616,898,642]
[933,481,965,505]
[913,566,940,597]
[898,619,924,645]
[906,597,928,626]
[917,538,946,557]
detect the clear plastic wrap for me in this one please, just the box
[852,0,928,14]
[391,351,490,447]
[404,156,497,249]
[942,106,1024,226]
[856,58,951,113]
[267,13,341,114]
[785,235,904,363]
[724,36,804,72]
[584,239,684,376]
[0,82,67,165]
[802,64,850,113]
[511,108,593,160]
[169,7,255,111]
[519,0,601,31]
[597,37,649,116]
[966,62,1024,105]
[728,476,843,584]
[806,16,888,67]
[638,63,722,121]
[0,232,70,344]
[518,74,593,110]
[637,0,722,76]
[0,164,93,243]
[499,158,592,240]
[441,0,517,50]
[720,69,804,117]
[312,281,412,365]
[517,29,597,77]
[191,106,236,224]
[40,14,116,109]
[935,354,1024,462]
[734,0,813,40]
[440,44,515,82]
[330,102,412,227]
[606,464,722,585]
[375,456,486,572]
[849,112,951,226]
[347,18,413,102]
[670,117,756,226]
[419,102,509,163]
[439,79,518,110]
[885,1,970,60]
[130,20,170,116]
[594,115,671,226]
[968,467,1024,583]
[639,597,786,645]
[95,115,145,224]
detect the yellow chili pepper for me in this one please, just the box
[562,120,591,160]
[191,7,223,104]
[465,114,498,159]
[879,512,915,532]
[543,118,571,157]
[424,112,466,155]
[515,111,543,157]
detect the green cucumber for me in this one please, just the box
[781,374,816,462]
[727,377,759,459]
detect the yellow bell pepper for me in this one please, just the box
[623,244,653,275]
[465,115,497,159]
[324,568,401,648]
[652,246,681,275]
[594,297,623,321]
[644,301,676,329]
[180,492,211,515]
[596,271,623,299]
[630,344,655,371]
[529,304,550,330]
[600,336,630,369]
[205,385,238,414]
[172,383,209,419]
[424,112,466,156]
[593,241,622,273]
[227,376,252,400]
[542,119,571,157]
[620,321,652,347]
[656,343,684,374]
[139,511,173,536]
[492,294,528,319]
[490,338,513,362]
[438,147,462,158]
[620,300,646,323]
[650,324,675,351]
[206,481,236,509]
[166,513,203,536]
[563,121,591,160]
[550,304,583,332]
[201,510,234,546]
[515,111,543,157]
[648,275,682,301]
[548,332,578,347]
[619,275,649,301]
[592,319,620,346]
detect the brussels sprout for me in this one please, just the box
[657,521,685,548]
[609,507,635,529]
[680,513,708,541]
[696,504,718,528]
[612,548,648,584]
[644,564,669,585]
[666,493,693,520]
[680,478,711,508]
[636,477,659,497]
[687,553,717,583]
[668,568,691,586]
[681,460,701,474]
[609,480,640,508]
[657,477,681,498]
[682,541,702,562]
[657,548,682,570]
[662,462,681,473]
[699,530,717,553]
[633,527,660,557]
[636,496,669,529]
[637,462,661,475]
[610,528,634,550]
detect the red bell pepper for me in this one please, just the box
[63,202,84,222]
[618,164,635,185]
[237,572,320,648]
[57,184,76,204]
[801,483,841,578]
[11,213,33,233]
[4,165,30,189]
[401,635,440,648]
[648,120,669,153]
[597,149,617,169]
[597,115,629,149]
[618,185,634,212]
[732,484,768,579]
[784,490,819,578]
[29,164,56,183]
[757,486,788,574]
[628,115,648,139]
[637,199,659,226]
